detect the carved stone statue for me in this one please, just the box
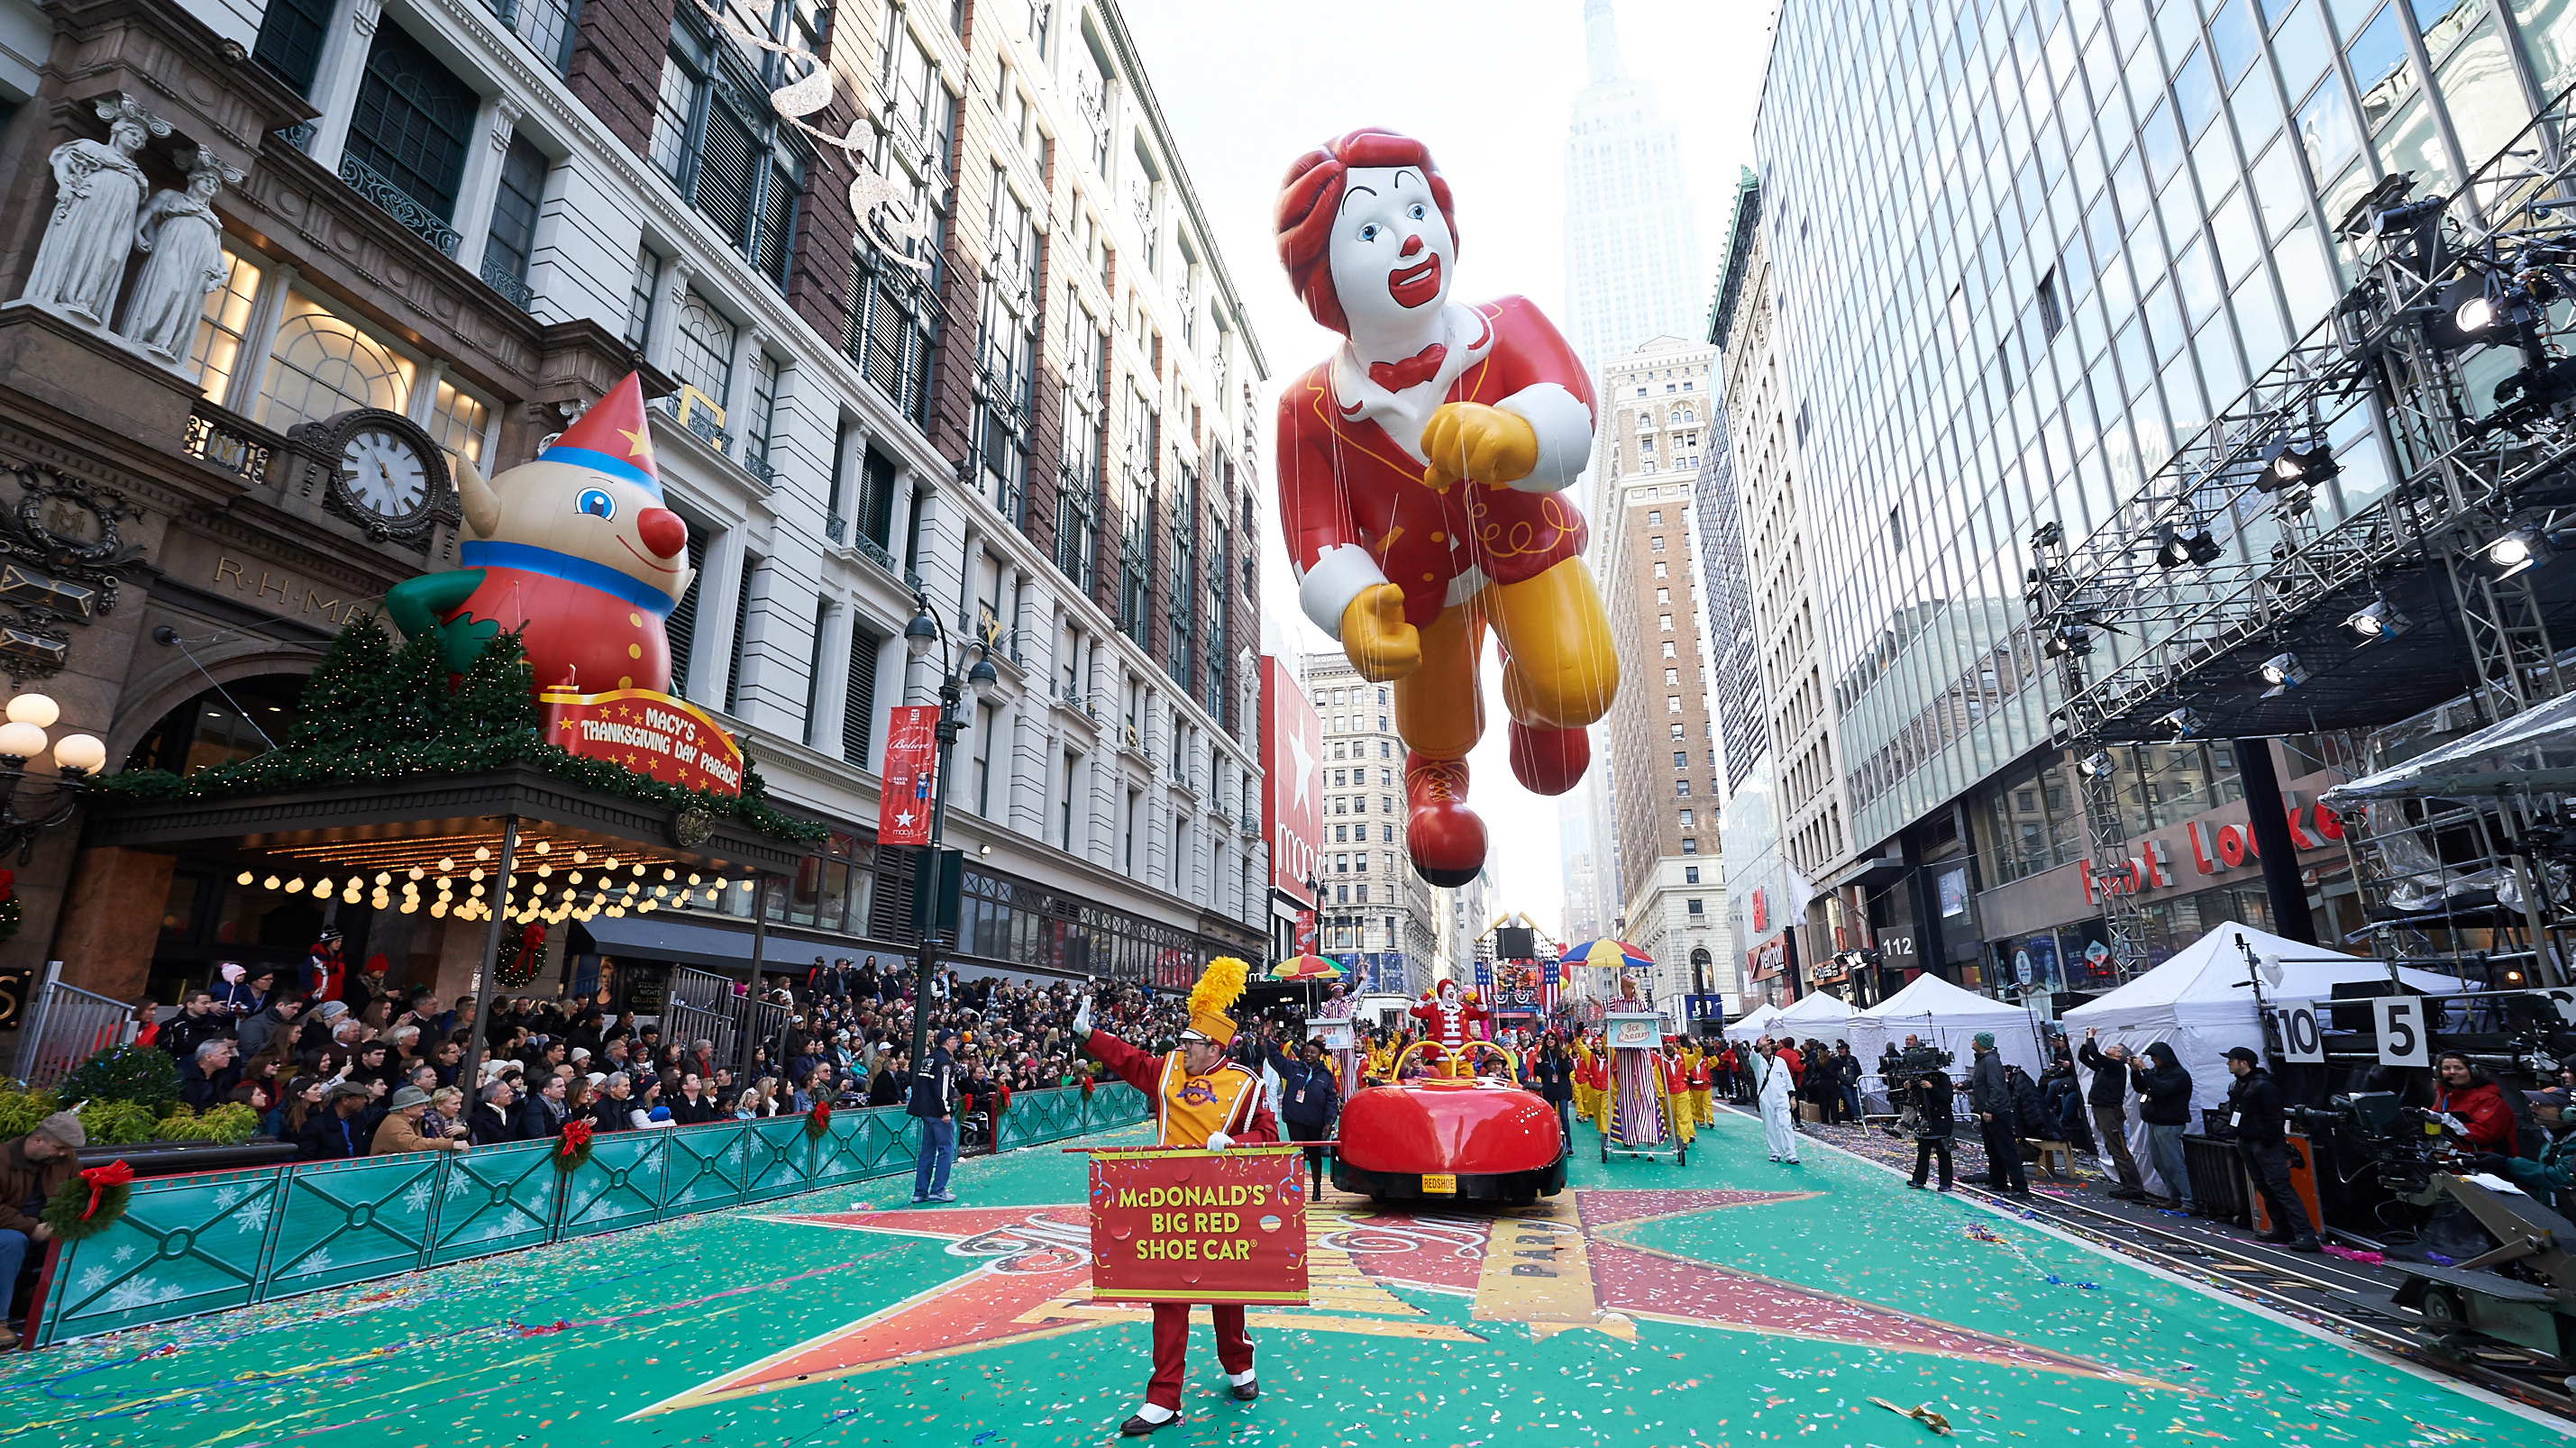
[20,96,168,325]
[120,148,241,360]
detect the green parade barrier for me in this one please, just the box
[426,1140,559,1266]
[262,1152,444,1298]
[655,1121,749,1217]
[559,1130,666,1238]
[740,1116,812,1202]
[32,1082,1148,1347]
[37,1167,288,1342]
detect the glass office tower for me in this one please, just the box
[1744,0,2576,982]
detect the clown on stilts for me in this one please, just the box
[1075,958,1278,1435]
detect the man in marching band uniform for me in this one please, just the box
[1076,959,1278,1434]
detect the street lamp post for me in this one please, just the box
[0,692,105,861]
[900,590,998,1082]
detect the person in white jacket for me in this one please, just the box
[1757,1039,1801,1164]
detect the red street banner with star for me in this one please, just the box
[878,705,939,845]
[539,685,743,797]
[1086,1146,1310,1306]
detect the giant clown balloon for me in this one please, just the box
[385,372,697,692]
[1273,128,1619,887]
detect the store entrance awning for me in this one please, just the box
[578,915,773,971]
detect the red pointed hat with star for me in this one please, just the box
[540,372,662,498]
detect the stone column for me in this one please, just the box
[807,591,854,751]
[448,97,525,275]
[690,524,748,705]
[304,0,388,173]
[646,257,694,374]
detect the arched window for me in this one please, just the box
[671,289,737,409]
[259,295,415,429]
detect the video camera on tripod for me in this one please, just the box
[1882,1043,1954,1088]
[2284,1091,2479,1197]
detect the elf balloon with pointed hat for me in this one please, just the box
[386,372,697,692]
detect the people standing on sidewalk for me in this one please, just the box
[2077,1029,2146,1200]
[1903,1063,1954,1190]
[2131,1042,2197,1213]
[1969,1033,2029,1196]
[2223,1046,2317,1251]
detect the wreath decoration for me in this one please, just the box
[551,1118,594,1171]
[805,1100,832,1140]
[494,921,548,989]
[42,1160,133,1242]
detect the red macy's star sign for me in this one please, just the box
[628,1189,2162,1417]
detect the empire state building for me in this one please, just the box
[1562,0,1705,374]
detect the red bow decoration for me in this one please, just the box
[78,1160,133,1219]
[1366,342,1447,393]
[556,1120,592,1158]
[1080,1075,1095,1099]
[809,1101,831,1128]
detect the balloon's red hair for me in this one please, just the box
[1274,128,1458,336]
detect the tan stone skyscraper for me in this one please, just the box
[1589,336,1727,1019]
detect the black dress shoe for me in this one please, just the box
[1120,1415,1172,1435]
[1232,1380,1259,1401]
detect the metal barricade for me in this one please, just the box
[11,966,134,1088]
[664,967,748,1068]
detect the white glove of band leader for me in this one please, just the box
[1203,1132,1233,1152]
[1073,996,1092,1034]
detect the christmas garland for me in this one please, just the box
[551,1119,594,1171]
[805,1100,832,1140]
[42,1161,133,1242]
[96,618,824,843]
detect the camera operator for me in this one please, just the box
[2433,1051,2517,1155]
[1900,1058,1955,1191]
[2077,1028,2146,1201]
[2483,1059,2576,1214]
[2224,1046,2318,1252]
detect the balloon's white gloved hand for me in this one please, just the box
[1073,996,1092,1035]
[1203,1132,1233,1152]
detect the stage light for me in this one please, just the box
[2075,750,2115,779]
[2156,708,2204,739]
[2477,529,2575,579]
[2043,624,2092,658]
[2344,597,2413,641]
[2258,651,2309,697]
[2258,440,2339,493]
[2155,519,2224,569]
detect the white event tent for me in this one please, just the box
[1722,1001,1783,1042]
[1847,971,2046,1082]
[1766,988,1854,1039]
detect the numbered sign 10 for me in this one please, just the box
[2272,1002,2325,1064]
[2373,995,2430,1067]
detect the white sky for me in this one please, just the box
[1119,0,1778,937]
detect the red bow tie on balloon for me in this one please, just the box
[78,1160,132,1219]
[1367,342,1447,393]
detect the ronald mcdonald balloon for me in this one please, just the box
[1273,128,1618,888]
[384,372,696,691]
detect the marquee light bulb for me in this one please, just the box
[408,867,425,881]
[535,841,552,855]
[430,901,448,918]
[573,850,589,865]
[438,857,455,871]
[373,871,390,886]
[262,875,280,890]
[235,870,252,886]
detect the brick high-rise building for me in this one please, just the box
[1591,335,1725,1021]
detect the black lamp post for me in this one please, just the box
[900,589,998,1081]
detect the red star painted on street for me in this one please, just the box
[627,1190,2163,1417]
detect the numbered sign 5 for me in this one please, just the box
[2274,1002,2325,1064]
[2374,996,2430,1067]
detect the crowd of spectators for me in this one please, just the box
[120,953,1201,1164]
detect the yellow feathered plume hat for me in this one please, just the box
[1183,956,1249,1045]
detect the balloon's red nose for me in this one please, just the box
[637,507,687,560]
[1399,233,1425,258]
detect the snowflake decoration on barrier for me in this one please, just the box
[232,1199,270,1235]
[401,1181,434,1216]
[77,1266,107,1295]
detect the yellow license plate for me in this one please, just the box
[1421,1173,1457,1194]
